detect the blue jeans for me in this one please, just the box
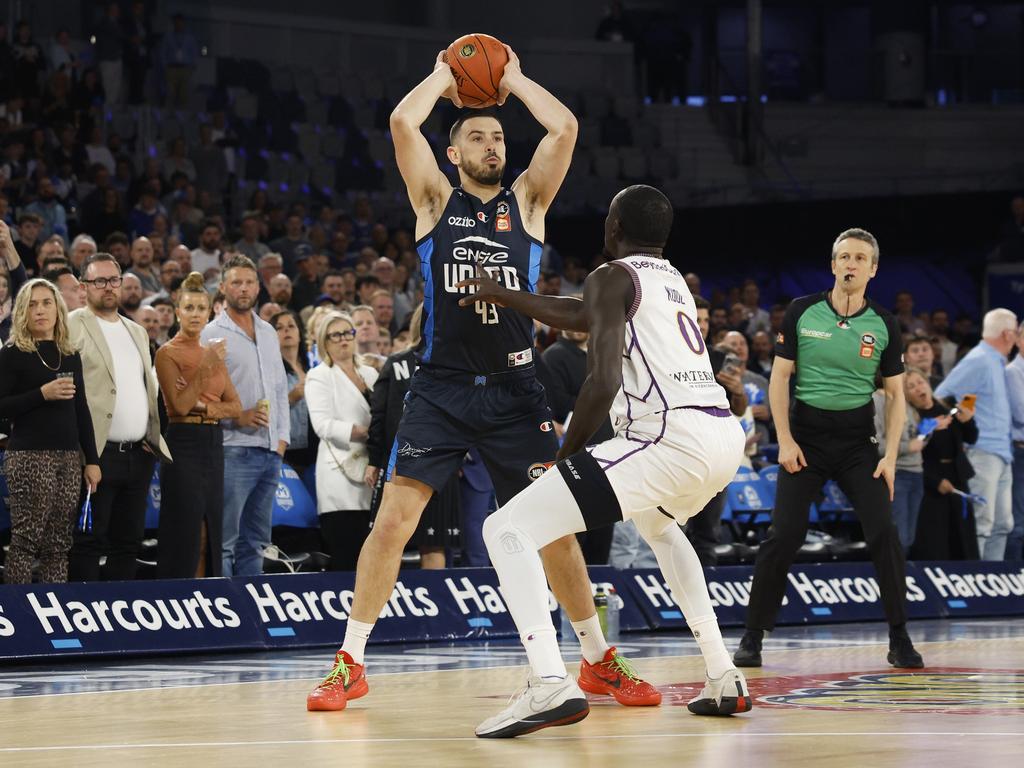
[222,446,281,577]
[1007,444,1024,561]
[891,469,924,553]
[966,448,1014,561]
[459,480,494,567]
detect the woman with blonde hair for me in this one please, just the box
[155,272,242,578]
[305,310,378,569]
[0,278,101,583]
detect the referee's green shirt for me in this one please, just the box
[775,292,904,411]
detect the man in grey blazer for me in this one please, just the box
[68,252,172,582]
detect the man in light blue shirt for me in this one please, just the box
[935,308,1017,560]
[202,255,290,576]
[1005,323,1024,561]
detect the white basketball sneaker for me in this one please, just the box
[687,668,753,716]
[476,675,590,738]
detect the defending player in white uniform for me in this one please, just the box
[458,185,753,738]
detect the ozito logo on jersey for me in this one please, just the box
[448,216,476,228]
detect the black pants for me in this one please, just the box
[686,488,727,566]
[745,402,907,630]
[158,424,224,579]
[69,443,156,582]
[320,510,370,571]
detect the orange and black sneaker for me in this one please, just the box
[306,650,369,711]
[578,647,661,706]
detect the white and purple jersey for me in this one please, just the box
[608,253,729,433]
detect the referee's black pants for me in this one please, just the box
[745,401,907,630]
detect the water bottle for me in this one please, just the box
[606,586,621,642]
[594,585,608,636]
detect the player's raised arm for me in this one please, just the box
[455,260,587,331]
[500,46,578,224]
[556,264,633,459]
[389,52,460,223]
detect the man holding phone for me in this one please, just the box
[935,308,1017,561]
[734,228,924,670]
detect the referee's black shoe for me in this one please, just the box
[733,630,763,667]
[887,632,924,669]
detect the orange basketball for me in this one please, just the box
[443,33,509,108]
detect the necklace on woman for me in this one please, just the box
[36,343,62,371]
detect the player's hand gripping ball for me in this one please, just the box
[443,33,510,108]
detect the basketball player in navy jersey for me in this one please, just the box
[458,185,752,737]
[307,46,658,712]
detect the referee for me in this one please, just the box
[734,228,924,669]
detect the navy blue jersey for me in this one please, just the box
[416,187,542,378]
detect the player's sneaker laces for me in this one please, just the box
[578,647,662,706]
[306,650,369,711]
[476,675,590,738]
[687,668,753,716]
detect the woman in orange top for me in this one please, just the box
[155,272,242,578]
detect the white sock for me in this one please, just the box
[571,614,611,665]
[341,618,375,665]
[522,627,567,680]
[638,513,732,679]
[688,616,733,678]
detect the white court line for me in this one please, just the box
[1,732,1022,753]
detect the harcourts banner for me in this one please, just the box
[624,563,946,628]
[1,563,1021,660]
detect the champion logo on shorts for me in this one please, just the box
[508,347,533,367]
[539,421,554,432]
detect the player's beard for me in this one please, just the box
[461,156,504,186]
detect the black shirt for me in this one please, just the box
[0,341,100,463]
[541,338,614,443]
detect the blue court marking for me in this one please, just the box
[811,607,833,616]
[267,627,296,637]
[660,610,683,619]
[947,600,968,609]
[467,618,493,628]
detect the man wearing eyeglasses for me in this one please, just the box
[68,252,172,582]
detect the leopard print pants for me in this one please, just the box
[3,450,81,584]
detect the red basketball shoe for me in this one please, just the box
[578,647,661,706]
[306,650,369,711]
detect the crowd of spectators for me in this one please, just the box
[0,9,1021,582]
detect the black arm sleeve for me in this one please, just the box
[366,360,392,468]
[774,297,804,360]
[0,347,46,419]
[72,353,100,465]
[880,313,905,378]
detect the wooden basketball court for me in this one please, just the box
[0,619,1021,767]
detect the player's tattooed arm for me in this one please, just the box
[456,261,587,331]
[556,265,633,460]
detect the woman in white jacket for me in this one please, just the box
[305,311,379,570]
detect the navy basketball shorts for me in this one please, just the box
[386,371,558,505]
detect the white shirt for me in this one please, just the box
[97,316,149,442]
[609,254,729,429]
[190,247,222,278]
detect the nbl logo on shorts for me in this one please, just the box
[527,461,554,481]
